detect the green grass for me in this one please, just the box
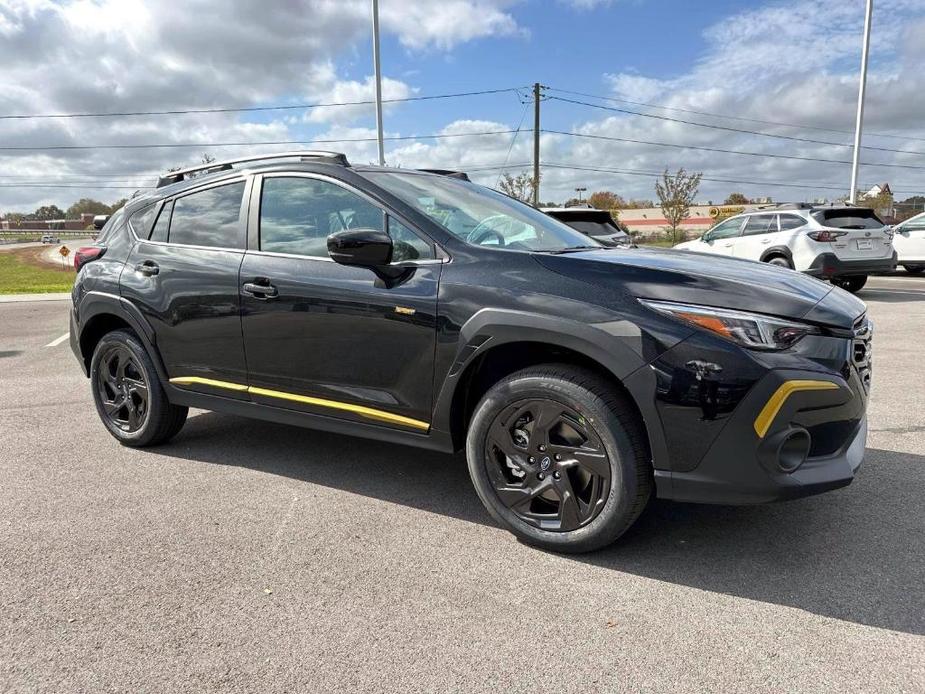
[0,252,75,294]
[636,238,677,248]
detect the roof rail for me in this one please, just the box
[156,150,350,188]
[417,168,471,181]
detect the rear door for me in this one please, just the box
[120,178,250,397]
[813,208,893,262]
[238,173,440,431]
[894,214,925,263]
[733,214,778,261]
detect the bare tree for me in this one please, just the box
[498,171,539,204]
[655,168,703,243]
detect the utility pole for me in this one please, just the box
[371,0,385,166]
[532,82,542,207]
[575,187,587,204]
[849,0,873,204]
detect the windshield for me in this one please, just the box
[365,171,601,252]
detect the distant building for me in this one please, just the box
[616,203,764,237]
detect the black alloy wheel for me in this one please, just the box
[97,344,149,432]
[485,399,610,532]
[90,329,188,447]
[466,364,652,553]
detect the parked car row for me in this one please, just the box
[673,203,902,292]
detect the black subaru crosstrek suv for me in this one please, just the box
[71,151,871,553]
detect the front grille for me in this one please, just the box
[852,316,873,392]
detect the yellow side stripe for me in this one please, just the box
[169,376,429,431]
[753,380,839,439]
[170,376,249,392]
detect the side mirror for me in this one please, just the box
[702,231,713,243]
[93,215,110,230]
[327,228,393,267]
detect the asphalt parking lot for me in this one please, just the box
[1,275,923,693]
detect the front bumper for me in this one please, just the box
[805,251,897,278]
[654,365,868,505]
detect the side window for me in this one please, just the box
[709,217,743,240]
[779,214,805,231]
[149,202,171,242]
[169,182,245,248]
[260,177,385,257]
[387,216,434,261]
[742,215,775,236]
[129,204,158,238]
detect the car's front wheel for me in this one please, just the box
[465,365,651,553]
[90,329,188,447]
[831,275,868,293]
[765,255,792,269]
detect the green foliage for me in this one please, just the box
[724,192,750,205]
[66,198,112,218]
[498,171,539,203]
[0,252,75,294]
[655,168,703,244]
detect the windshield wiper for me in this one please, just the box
[537,245,606,254]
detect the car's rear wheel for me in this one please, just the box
[765,255,792,269]
[831,275,868,293]
[903,264,924,274]
[465,364,651,553]
[90,329,187,447]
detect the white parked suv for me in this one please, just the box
[674,204,896,293]
[891,211,925,274]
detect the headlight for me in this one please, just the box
[639,299,820,350]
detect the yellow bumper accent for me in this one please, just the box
[753,380,839,438]
[169,377,429,431]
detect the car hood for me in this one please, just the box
[534,247,865,329]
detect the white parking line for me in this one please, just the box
[45,332,69,347]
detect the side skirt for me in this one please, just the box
[164,385,456,454]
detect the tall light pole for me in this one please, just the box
[849,0,873,204]
[575,186,587,204]
[371,0,385,166]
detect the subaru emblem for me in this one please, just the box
[540,456,552,471]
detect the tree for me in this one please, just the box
[108,198,128,213]
[31,205,66,220]
[655,168,703,244]
[498,171,539,203]
[66,198,111,218]
[724,192,750,205]
[588,190,626,211]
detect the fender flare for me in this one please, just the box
[759,245,794,266]
[430,308,669,468]
[75,291,169,383]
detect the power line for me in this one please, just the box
[0,87,526,121]
[547,95,925,157]
[0,184,148,189]
[0,129,519,152]
[543,129,925,170]
[547,86,925,145]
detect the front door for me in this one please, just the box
[120,178,250,398]
[239,174,440,432]
[895,216,925,263]
[701,216,744,256]
[734,214,779,261]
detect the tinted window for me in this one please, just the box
[149,202,171,242]
[96,208,125,243]
[742,215,775,236]
[708,217,743,240]
[779,214,805,231]
[260,177,384,257]
[169,182,245,248]
[812,208,884,229]
[129,204,157,238]
[388,216,434,261]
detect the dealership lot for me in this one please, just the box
[1,276,923,693]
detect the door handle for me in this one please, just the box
[722,243,733,247]
[134,260,159,276]
[242,281,278,299]
[761,238,772,244]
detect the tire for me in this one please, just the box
[90,329,188,447]
[903,265,924,275]
[831,275,868,293]
[765,255,792,269]
[465,364,651,553]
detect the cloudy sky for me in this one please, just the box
[2,0,925,213]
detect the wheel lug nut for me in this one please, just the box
[554,454,561,461]
[538,445,546,452]
[553,471,561,479]
[537,473,545,480]
[529,456,536,464]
